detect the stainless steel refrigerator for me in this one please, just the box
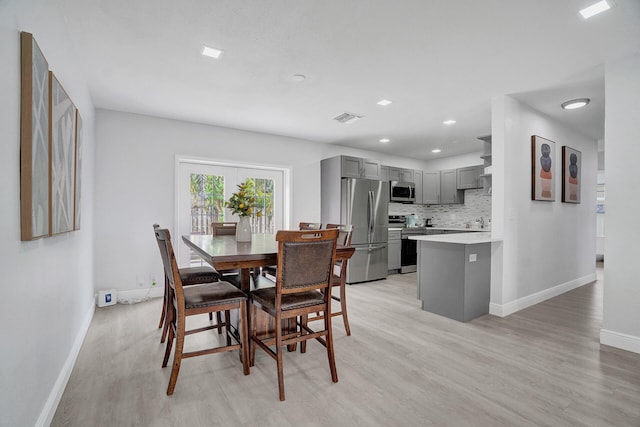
[339,178,389,283]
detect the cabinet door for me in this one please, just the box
[413,170,423,204]
[400,169,414,182]
[341,156,363,178]
[456,166,481,189]
[362,159,381,179]
[422,171,440,204]
[440,169,459,203]
[388,167,401,181]
[388,239,401,270]
[380,166,390,182]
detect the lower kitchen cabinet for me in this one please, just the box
[388,230,401,271]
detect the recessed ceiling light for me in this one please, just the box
[579,0,611,19]
[377,99,392,106]
[379,138,390,143]
[443,119,456,125]
[432,149,442,153]
[201,45,223,59]
[561,98,590,110]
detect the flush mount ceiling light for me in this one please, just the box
[201,45,224,59]
[561,98,591,110]
[379,138,390,143]
[290,74,306,82]
[377,99,392,106]
[443,119,456,125]
[579,0,611,19]
[432,149,442,153]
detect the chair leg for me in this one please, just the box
[249,303,256,368]
[225,310,232,346]
[158,276,168,329]
[239,303,250,376]
[300,315,308,353]
[166,327,185,395]
[162,327,174,368]
[339,283,351,336]
[275,315,285,401]
[324,307,338,383]
[216,312,223,334]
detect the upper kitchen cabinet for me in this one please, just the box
[440,169,464,204]
[456,165,483,189]
[339,156,381,179]
[422,171,441,204]
[388,167,415,182]
[413,170,423,204]
[380,165,390,181]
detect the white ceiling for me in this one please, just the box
[59,0,640,160]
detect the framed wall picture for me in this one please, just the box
[562,146,581,203]
[531,135,556,201]
[74,111,83,230]
[49,72,77,235]
[20,32,50,240]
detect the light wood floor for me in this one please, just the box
[52,266,640,426]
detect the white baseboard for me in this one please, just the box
[116,286,163,304]
[489,273,596,317]
[36,299,95,427]
[600,329,640,354]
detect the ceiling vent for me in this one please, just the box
[333,112,363,124]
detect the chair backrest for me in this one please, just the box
[326,224,353,246]
[275,229,339,295]
[299,222,322,230]
[212,221,237,236]
[154,228,185,312]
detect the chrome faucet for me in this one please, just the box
[479,217,485,228]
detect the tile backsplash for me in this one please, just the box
[389,189,491,228]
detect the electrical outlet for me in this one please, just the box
[469,253,477,262]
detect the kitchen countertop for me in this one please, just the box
[429,226,489,232]
[409,231,500,244]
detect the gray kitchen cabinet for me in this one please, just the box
[440,169,463,204]
[456,165,483,189]
[380,166,390,182]
[388,167,414,182]
[339,156,381,179]
[413,170,423,204]
[388,229,402,271]
[422,171,441,204]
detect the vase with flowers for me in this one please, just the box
[225,181,262,242]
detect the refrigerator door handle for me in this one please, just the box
[368,190,374,242]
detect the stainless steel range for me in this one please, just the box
[389,215,425,273]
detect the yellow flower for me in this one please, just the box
[239,203,244,209]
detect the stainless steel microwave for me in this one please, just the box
[390,181,416,203]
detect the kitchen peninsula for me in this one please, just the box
[410,232,497,322]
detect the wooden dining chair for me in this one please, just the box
[262,222,323,281]
[249,228,339,401]
[305,224,354,336]
[154,227,250,395]
[299,222,322,230]
[211,222,243,286]
[153,224,224,343]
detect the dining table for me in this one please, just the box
[182,232,355,292]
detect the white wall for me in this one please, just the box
[0,1,95,426]
[601,54,640,353]
[423,151,484,170]
[94,109,429,293]
[490,95,597,316]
